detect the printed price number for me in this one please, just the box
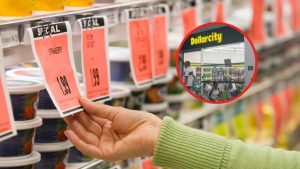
[86,33,95,48]
[90,67,100,87]
[57,75,71,95]
[139,54,147,71]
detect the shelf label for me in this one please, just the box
[102,9,119,27]
[248,0,266,43]
[75,16,111,102]
[181,1,197,35]
[126,8,153,86]
[152,4,169,80]
[214,0,225,22]
[0,55,16,141]
[275,0,287,37]
[27,22,83,117]
[290,0,300,31]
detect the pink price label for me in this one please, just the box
[152,14,169,79]
[181,7,197,36]
[80,17,110,102]
[29,22,82,116]
[128,18,153,86]
[0,75,15,140]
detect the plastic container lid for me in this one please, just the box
[153,73,173,85]
[6,68,43,81]
[15,116,43,130]
[0,151,41,167]
[6,78,45,94]
[142,102,168,112]
[36,109,61,119]
[6,68,83,83]
[109,47,130,62]
[34,140,72,152]
[166,92,188,103]
[111,85,131,99]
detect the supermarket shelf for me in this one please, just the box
[0,0,161,26]
[178,63,300,125]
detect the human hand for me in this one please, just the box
[64,97,162,162]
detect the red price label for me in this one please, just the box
[78,17,110,102]
[0,73,16,141]
[215,1,225,22]
[28,22,82,117]
[152,5,169,80]
[275,0,287,37]
[181,7,197,36]
[290,0,300,31]
[127,9,153,86]
[142,158,159,169]
[248,0,266,43]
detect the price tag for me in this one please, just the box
[0,26,20,48]
[27,22,83,117]
[274,0,287,37]
[101,9,119,27]
[152,4,169,80]
[214,0,225,22]
[75,16,111,102]
[248,0,266,43]
[142,158,159,169]
[180,1,197,35]
[290,0,300,31]
[126,8,153,86]
[0,55,16,141]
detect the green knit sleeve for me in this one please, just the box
[153,117,300,169]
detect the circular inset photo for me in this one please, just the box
[176,22,258,104]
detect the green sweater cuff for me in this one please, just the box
[153,116,232,169]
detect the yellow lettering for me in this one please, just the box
[191,37,195,46]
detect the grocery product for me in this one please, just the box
[104,85,130,107]
[0,0,31,17]
[167,75,185,95]
[142,102,168,119]
[125,84,151,110]
[0,151,41,169]
[144,75,172,104]
[166,93,187,120]
[6,78,44,121]
[0,117,42,158]
[34,141,72,169]
[35,110,68,143]
[32,0,64,12]
[109,47,133,84]
[67,146,94,163]
[65,0,94,7]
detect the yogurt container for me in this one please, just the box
[167,75,185,95]
[34,141,72,169]
[0,151,41,169]
[142,102,168,119]
[104,85,130,107]
[144,75,172,104]
[109,47,133,84]
[6,67,83,83]
[6,67,83,110]
[166,93,187,120]
[67,146,94,163]
[0,117,42,159]
[124,84,151,110]
[6,78,44,121]
[35,110,68,143]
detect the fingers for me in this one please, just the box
[64,115,100,145]
[65,130,103,159]
[79,97,121,121]
[75,112,102,137]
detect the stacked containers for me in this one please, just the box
[0,77,44,167]
[5,67,74,168]
[143,75,172,119]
